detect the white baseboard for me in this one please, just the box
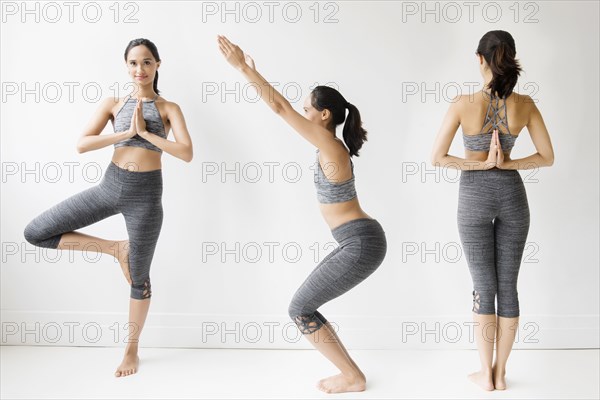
[1,311,598,349]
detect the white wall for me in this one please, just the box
[1,1,598,349]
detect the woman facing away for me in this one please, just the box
[23,38,193,377]
[431,30,554,391]
[218,35,387,394]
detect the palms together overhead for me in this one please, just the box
[218,35,255,70]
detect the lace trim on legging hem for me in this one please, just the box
[293,313,325,334]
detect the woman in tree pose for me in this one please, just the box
[24,38,193,377]
[218,35,387,394]
[431,30,554,390]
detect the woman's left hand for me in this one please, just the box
[495,129,505,168]
[245,54,255,71]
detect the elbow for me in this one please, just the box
[430,154,441,167]
[272,100,292,116]
[76,142,87,154]
[182,147,193,163]
[541,151,554,167]
[272,102,285,115]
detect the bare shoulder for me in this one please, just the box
[320,138,352,161]
[453,93,471,107]
[99,96,123,118]
[156,96,182,113]
[445,93,473,121]
[101,96,121,107]
[450,92,476,113]
[508,91,537,117]
[509,91,535,106]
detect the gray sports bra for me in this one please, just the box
[314,149,357,204]
[113,94,166,153]
[463,92,517,152]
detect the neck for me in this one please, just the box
[134,84,156,99]
[482,71,493,91]
[323,125,336,138]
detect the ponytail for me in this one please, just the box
[342,102,368,157]
[153,70,160,95]
[477,30,522,98]
[311,86,368,157]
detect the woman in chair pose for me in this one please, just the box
[218,35,387,394]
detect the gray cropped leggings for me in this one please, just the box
[288,218,387,334]
[24,161,163,300]
[458,169,530,318]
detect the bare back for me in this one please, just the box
[459,91,533,162]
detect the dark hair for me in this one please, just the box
[124,38,161,95]
[310,86,367,157]
[476,30,522,98]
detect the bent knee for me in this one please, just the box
[288,300,302,321]
[23,222,56,248]
[24,222,39,244]
[291,314,323,334]
[288,303,324,334]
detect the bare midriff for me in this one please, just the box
[111,146,162,172]
[319,197,372,230]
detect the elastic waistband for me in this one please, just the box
[104,161,163,183]
[460,169,524,188]
[461,168,519,176]
[461,168,521,180]
[331,218,385,242]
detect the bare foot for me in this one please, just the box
[115,351,139,377]
[468,370,494,391]
[316,373,366,394]
[493,365,506,390]
[114,240,132,285]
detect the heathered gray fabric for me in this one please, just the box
[24,162,163,300]
[113,94,166,153]
[463,93,518,152]
[314,149,357,204]
[288,218,387,333]
[458,169,530,318]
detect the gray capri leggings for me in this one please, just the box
[288,218,387,334]
[458,169,530,318]
[23,161,163,300]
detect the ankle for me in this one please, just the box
[343,369,365,381]
[494,365,506,374]
[124,343,139,355]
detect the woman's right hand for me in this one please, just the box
[485,129,498,169]
[124,105,138,139]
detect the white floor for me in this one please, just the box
[1,346,598,399]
